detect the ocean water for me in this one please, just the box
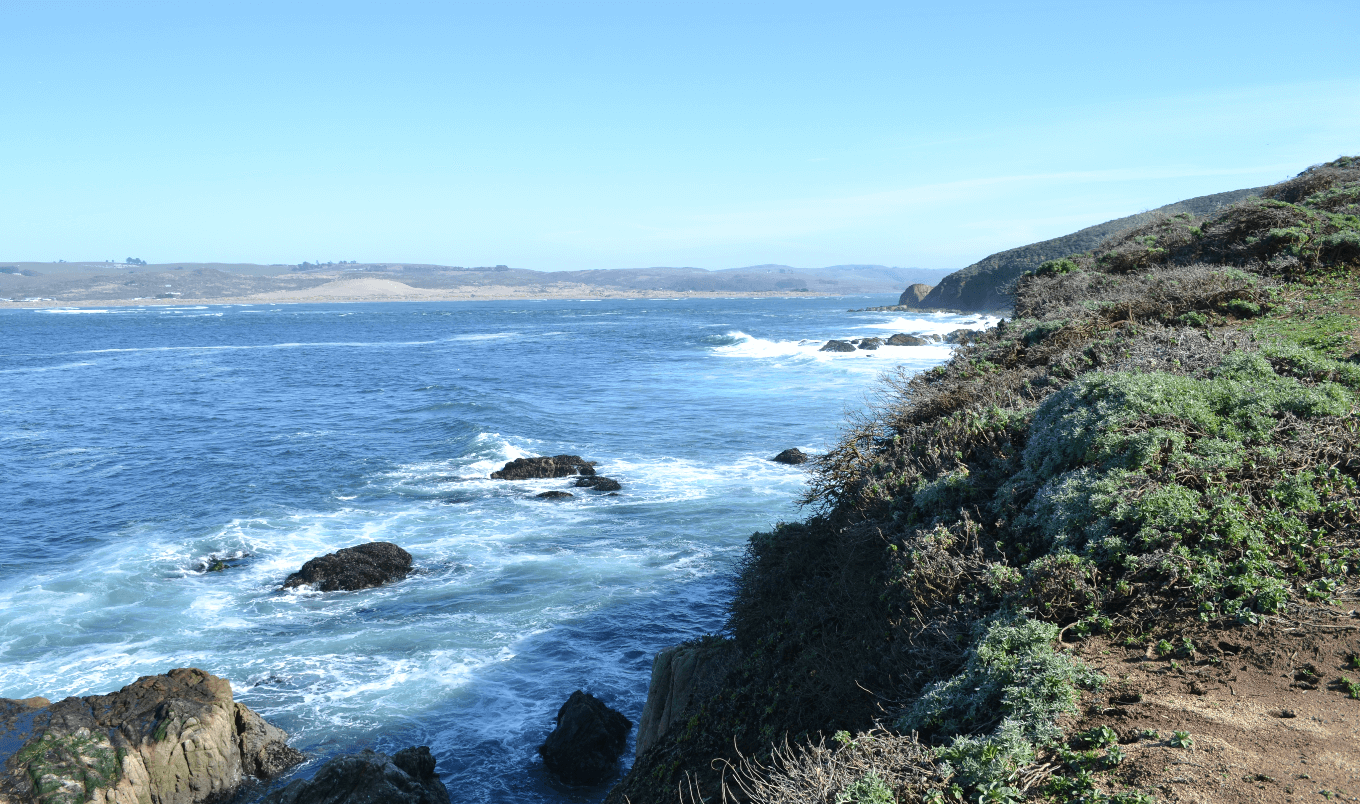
[0,295,991,802]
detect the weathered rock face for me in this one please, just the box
[265,747,450,804]
[771,448,808,465]
[635,640,738,758]
[282,542,412,592]
[818,340,856,353]
[574,476,622,492]
[0,668,302,804]
[490,455,597,480]
[537,691,631,786]
[886,333,929,346]
[897,283,933,306]
[535,491,574,500]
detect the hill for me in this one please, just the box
[910,186,1268,312]
[609,157,1360,804]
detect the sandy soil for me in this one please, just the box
[1062,611,1360,803]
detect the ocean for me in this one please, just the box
[0,295,990,802]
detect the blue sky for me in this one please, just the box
[2,0,1357,271]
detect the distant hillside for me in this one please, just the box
[912,185,1267,311]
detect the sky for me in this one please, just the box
[2,0,1358,272]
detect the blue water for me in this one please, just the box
[0,296,989,802]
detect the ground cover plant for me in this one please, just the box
[606,158,1360,804]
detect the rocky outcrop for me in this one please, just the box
[943,328,980,345]
[535,491,574,500]
[282,542,412,592]
[897,283,933,306]
[818,340,856,353]
[856,337,883,350]
[537,691,631,786]
[574,476,622,492]
[265,747,449,804]
[886,333,929,346]
[771,448,808,465]
[0,668,302,804]
[635,640,738,758]
[490,455,597,480]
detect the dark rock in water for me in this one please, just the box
[886,333,929,346]
[575,476,622,492]
[943,328,980,345]
[536,491,575,499]
[538,691,632,786]
[265,747,450,804]
[491,455,597,480]
[856,337,883,350]
[819,339,856,353]
[929,333,943,342]
[0,668,302,804]
[282,542,413,592]
[771,448,808,465]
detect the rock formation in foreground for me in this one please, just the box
[771,448,808,465]
[282,542,413,592]
[490,455,597,480]
[265,747,450,804]
[537,691,632,786]
[0,668,303,804]
[635,640,738,758]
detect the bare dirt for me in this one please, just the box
[1062,611,1360,803]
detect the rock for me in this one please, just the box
[282,542,412,592]
[771,448,808,465]
[537,691,632,786]
[265,747,449,804]
[574,476,622,492]
[535,491,574,500]
[818,340,856,353]
[856,337,883,350]
[490,455,597,480]
[886,333,929,346]
[929,333,942,342]
[898,283,933,306]
[943,328,980,345]
[636,640,739,757]
[0,668,302,804]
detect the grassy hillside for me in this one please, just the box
[912,187,1266,313]
[609,157,1360,804]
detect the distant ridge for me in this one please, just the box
[911,186,1268,311]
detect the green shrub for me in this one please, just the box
[836,772,895,804]
[1037,258,1082,277]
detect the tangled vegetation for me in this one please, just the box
[607,157,1360,804]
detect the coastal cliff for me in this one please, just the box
[611,157,1360,803]
[0,668,302,804]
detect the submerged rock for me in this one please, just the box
[282,542,413,592]
[0,668,302,804]
[574,476,622,492]
[538,691,632,786]
[886,333,929,346]
[771,448,808,465]
[491,455,597,480]
[819,340,856,353]
[535,491,575,500]
[265,747,450,804]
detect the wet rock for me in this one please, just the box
[943,328,980,345]
[538,691,632,786]
[265,747,450,804]
[886,333,929,346]
[574,476,622,492]
[535,491,575,500]
[282,542,413,592]
[0,668,302,804]
[490,455,597,480]
[771,448,808,465]
[898,283,933,306]
[818,340,856,353]
[856,337,883,350]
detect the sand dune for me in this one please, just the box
[249,278,449,300]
